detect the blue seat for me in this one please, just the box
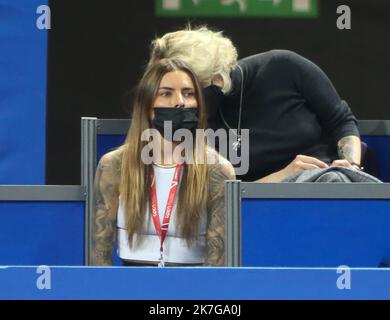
[360,141,380,179]
[359,120,390,182]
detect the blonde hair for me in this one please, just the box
[149,26,238,93]
[120,58,209,246]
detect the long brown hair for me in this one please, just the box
[120,59,209,246]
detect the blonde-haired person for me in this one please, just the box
[149,26,364,182]
[149,26,237,94]
[91,58,235,267]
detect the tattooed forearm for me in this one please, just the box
[337,135,361,164]
[90,151,121,266]
[204,160,235,266]
[205,235,224,265]
[91,196,116,265]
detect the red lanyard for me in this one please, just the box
[149,162,183,255]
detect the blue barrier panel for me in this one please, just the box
[0,266,389,300]
[361,136,390,182]
[0,0,48,184]
[241,198,390,267]
[0,201,84,265]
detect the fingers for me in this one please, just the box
[331,159,353,168]
[295,161,324,170]
[295,155,329,169]
[288,156,357,177]
[284,155,330,177]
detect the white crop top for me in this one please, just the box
[117,164,207,264]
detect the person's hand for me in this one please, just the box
[282,155,329,177]
[331,159,361,170]
[331,159,352,168]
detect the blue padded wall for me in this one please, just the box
[2,267,390,299]
[0,0,48,184]
[0,201,84,265]
[242,198,390,267]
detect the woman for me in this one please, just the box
[148,26,363,182]
[91,59,235,266]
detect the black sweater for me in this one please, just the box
[210,50,360,181]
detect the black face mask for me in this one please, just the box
[203,85,224,120]
[152,107,198,140]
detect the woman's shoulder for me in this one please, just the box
[99,146,123,163]
[233,50,302,93]
[239,49,307,72]
[97,147,123,178]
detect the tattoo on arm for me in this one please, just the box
[337,135,361,164]
[90,154,121,266]
[204,162,235,266]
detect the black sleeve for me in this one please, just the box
[275,50,360,142]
